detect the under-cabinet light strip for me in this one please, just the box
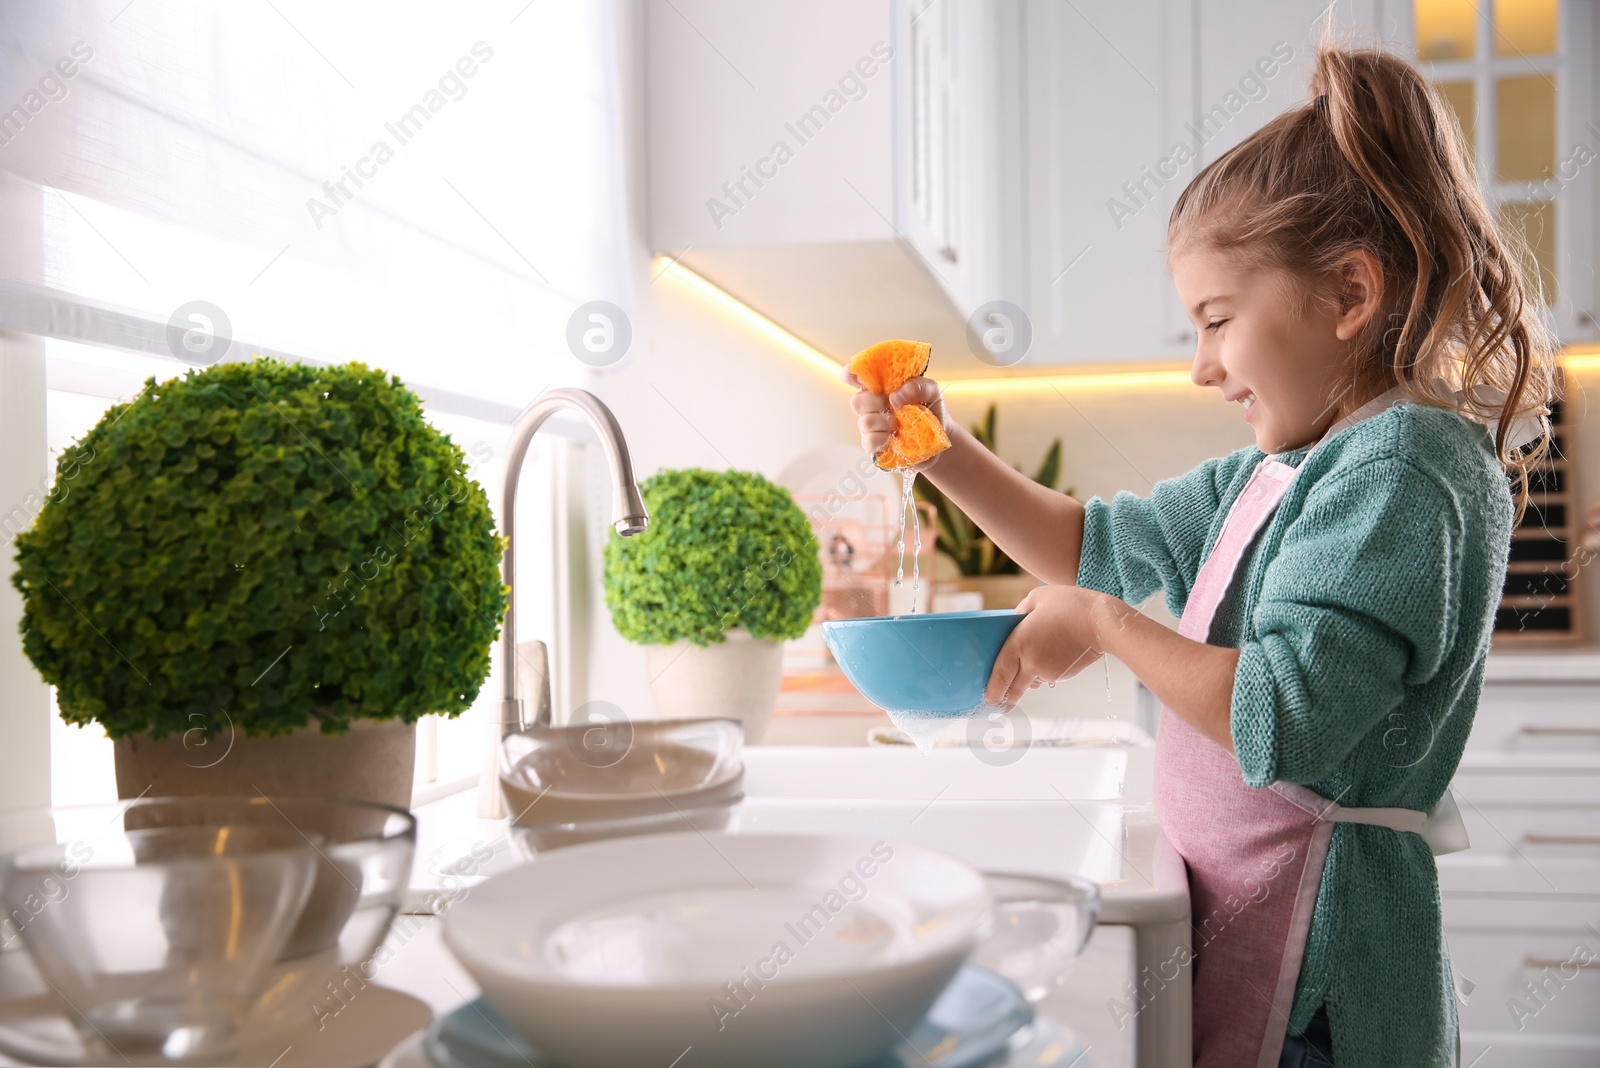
[651,255,847,385]
[655,256,1600,389]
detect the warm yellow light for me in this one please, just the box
[1563,343,1600,373]
[651,255,849,386]
[651,256,1600,390]
[943,368,1193,395]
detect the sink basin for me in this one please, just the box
[731,746,1133,902]
[739,745,1128,802]
[730,799,1126,886]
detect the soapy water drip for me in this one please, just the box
[885,704,1008,754]
[891,468,921,613]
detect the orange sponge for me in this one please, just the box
[847,339,951,471]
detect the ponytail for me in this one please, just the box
[1169,44,1560,520]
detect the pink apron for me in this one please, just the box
[1153,387,1471,1068]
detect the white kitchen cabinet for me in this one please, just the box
[650,0,1600,371]
[1438,657,1600,1066]
[1395,0,1600,344]
[646,0,1018,373]
[1017,0,1388,365]
[1016,0,1193,365]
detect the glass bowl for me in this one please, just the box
[0,796,416,1065]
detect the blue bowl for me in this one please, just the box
[822,609,1025,714]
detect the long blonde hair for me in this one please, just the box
[1169,44,1560,519]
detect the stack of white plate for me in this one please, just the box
[498,716,744,854]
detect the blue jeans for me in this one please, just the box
[1278,1004,1335,1067]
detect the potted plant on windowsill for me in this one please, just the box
[602,468,821,743]
[11,358,506,807]
[916,403,1068,610]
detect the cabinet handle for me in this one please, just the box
[1518,726,1600,737]
[1522,833,1600,847]
[1525,955,1600,970]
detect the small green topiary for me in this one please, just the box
[603,468,821,647]
[12,358,507,740]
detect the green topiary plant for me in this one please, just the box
[603,468,821,647]
[12,358,506,740]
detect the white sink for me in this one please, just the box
[730,798,1127,885]
[735,745,1135,893]
[740,744,1129,801]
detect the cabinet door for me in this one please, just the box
[647,0,898,253]
[1193,0,1383,166]
[895,0,1016,321]
[1020,0,1195,365]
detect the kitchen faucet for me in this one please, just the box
[497,388,649,739]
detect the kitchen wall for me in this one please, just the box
[577,0,858,725]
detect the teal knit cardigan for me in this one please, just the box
[1077,402,1513,1067]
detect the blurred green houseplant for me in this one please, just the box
[603,468,821,646]
[12,358,506,741]
[914,403,1068,576]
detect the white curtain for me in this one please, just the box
[0,0,634,805]
[0,0,633,403]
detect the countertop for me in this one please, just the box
[381,744,1187,1068]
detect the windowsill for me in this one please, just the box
[410,773,479,809]
[404,781,523,913]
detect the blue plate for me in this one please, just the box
[821,609,1024,715]
[423,964,1041,1068]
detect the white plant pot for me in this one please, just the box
[643,628,783,744]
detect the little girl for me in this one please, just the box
[848,45,1558,1068]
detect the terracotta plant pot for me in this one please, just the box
[644,628,783,744]
[113,717,417,808]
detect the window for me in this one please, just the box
[1414,0,1591,328]
[1,0,631,807]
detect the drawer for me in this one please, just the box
[1437,803,1600,896]
[1451,763,1600,805]
[1443,898,1600,1041]
[1470,684,1600,757]
[1461,1033,1600,1068]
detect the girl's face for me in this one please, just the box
[1170,244,1379,454]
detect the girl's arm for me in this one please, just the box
[920,423,1085,586]
[1091,595,1238,750]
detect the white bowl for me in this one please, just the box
[443,832,995,1068]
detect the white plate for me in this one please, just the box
[442,832,992,1068]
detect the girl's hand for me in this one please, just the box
[984,585,1110,709]
[845,371,953,472]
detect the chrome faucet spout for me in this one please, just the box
[498,388,648,739]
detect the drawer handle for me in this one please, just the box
[1518,726,1600,737]
[1525,955,1600,970]
[1522,833,1600,847]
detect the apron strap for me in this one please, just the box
[1268,782,1469,855]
